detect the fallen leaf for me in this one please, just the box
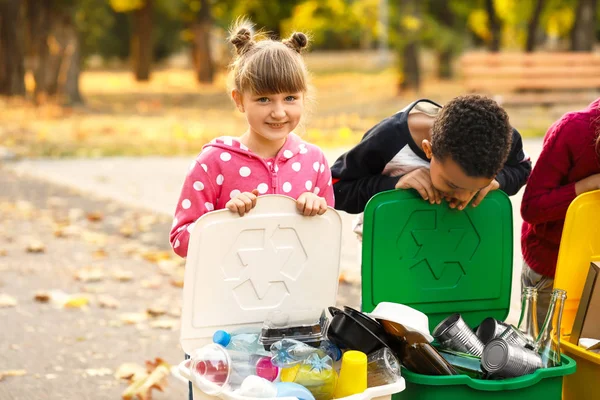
[74,266,104,283]
[92,249,108,259]
[26,240,45,253]
[169,279,183,288]
[34,291,50,303]
[85,368,113,377]
[141,251,171,264]
[115,363,147,381]
[0,369,26,381]
[0,294,17,308]
[167,306,181,318]
[141,277,162,289]
[53,224,81,238]
[122,358,170,400]
[86,211,104,222]
[119,313,148,325]
[112,269,134,282]
[82,231,108,246]
[64,295,90,308]
[149,319,178,330]
[146,307,166,318]
[98,295,120,309]
[119,225,136,238]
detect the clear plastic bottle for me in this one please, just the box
[213,329,268,355]
[517,287,539,346]
[534,288,567,368]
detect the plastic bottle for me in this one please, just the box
[213,329,268,356]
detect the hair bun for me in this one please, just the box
[284,32,308,53]
[229,21,254,56]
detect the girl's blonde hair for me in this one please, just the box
[228,19,310,96]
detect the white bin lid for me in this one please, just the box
[180,195,343,354]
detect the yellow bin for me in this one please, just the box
[554,190,600,400]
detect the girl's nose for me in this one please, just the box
[271,103,286,119]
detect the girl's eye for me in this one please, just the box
[285,96,296,102]
[257,97,269,103]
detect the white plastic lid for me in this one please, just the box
[180,195,343,354]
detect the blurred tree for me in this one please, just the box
[110,0,153,80]
[484,0,501,51]
[182,0,215,84]
[25,0,84,105]
[281,0,377,49]
[0,0,26,96]
[392,0,421,92]
[571,0,597,51]
[526,0,546,52]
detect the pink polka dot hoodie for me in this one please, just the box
[170,133,335,257]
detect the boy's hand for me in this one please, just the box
[395,167,442,205]
[226,189,259,216]
[296,192,328,216]
[447,179,500,210]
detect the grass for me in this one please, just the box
[0,51,564,159]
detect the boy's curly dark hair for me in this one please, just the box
[431,95,512,178]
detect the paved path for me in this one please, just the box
[6,139,544,324]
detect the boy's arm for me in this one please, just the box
[331,116,405,214]
[333,175,401,214]
[521,119,577,225]
[495,128,532,195]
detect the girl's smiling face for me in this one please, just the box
[233,90,304,144]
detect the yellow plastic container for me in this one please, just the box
[553,190,600,400]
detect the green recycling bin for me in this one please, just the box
[361,189,576,400]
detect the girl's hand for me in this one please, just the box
[296,192,328,216]
[226,189,259,217]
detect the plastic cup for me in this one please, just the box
[366,347,401,387]
[334,350,368,398]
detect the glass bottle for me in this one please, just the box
[517,287,539,346]
[534,288,567,368]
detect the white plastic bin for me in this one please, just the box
[177,195,405,400]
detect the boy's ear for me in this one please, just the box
[422,139,433,159]
[231,89,245,113]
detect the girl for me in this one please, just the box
[170,20,334,258]
[521,98,600,326]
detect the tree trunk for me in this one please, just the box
[397,0,420,93]
[485,0,501,52]
[0,0,26,96]
[131,0,152,81]
[25,0,53,102]
[192,0,214,84]
[43,11,83,105]
[57,19,83,105]
[401,41,420,91]
[571,0,597,51]
[526,0,546,52]
[433,0,454,79]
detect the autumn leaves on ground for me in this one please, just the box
[0,169,194,399]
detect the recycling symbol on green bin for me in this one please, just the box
[397,210,481,289]
[222,226,307,307]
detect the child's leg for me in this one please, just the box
[520,261,554,331]
[185,353,193,400]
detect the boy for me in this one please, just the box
[331,95,532,239]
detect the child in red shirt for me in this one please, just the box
[521,98,600,325]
